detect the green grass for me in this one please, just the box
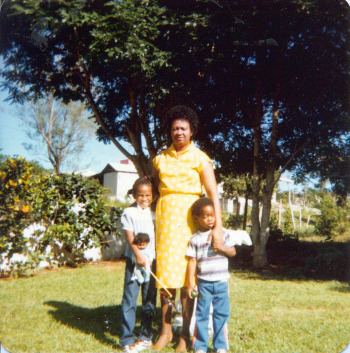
[0,262,349,353]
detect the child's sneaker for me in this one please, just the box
[216,350,227,353]
[195,351,207,353]
[133,340,152,352]
[122,345,137,353]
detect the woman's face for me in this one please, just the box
[170,119,193,150]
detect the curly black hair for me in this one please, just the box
[191,197,214,217]
[163,105,199,137]
[133,232,150,245]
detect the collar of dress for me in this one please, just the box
[169,141,194,157]
[136,204,151,213]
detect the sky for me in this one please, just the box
[0,89,128,174]
[0,87,302,192]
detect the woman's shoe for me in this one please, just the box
[175,335,191,352]
[152,334,173,350]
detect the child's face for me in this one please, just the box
[137,241,148,250]
[195,204,215,232]
[133,184,153,209]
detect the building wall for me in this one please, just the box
[116,172,138,201]
[103,172,118,198]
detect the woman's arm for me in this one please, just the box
[200,162,223,244]
[151,165,160,189]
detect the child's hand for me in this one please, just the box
[187,285,196,299]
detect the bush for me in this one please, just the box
[304,243,348,281]
[314,193,341,238]
[223,213,243,229]
[0,157,118,277]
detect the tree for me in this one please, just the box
[188,0,350,266]
[21,94,95,174]
[0,0,178,175]
[1,0,349,267]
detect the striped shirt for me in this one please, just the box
[185,228,235,282]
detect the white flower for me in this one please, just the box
[70,203,85,215]
[82,226,92,237]
[45,245,52,255]
[9,253,28,264]
[22,223,46,239]
[84,247,101,262]
[38,261,50,269]
[0,263,10,273]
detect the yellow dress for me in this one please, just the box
[153,142,212,288]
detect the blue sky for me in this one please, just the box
[0,89,128,173]
[0,87,300,191]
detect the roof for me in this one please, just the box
[75,169,98,177]
[99,162,137,174]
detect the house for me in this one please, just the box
[91,160,139,201]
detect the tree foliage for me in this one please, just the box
[1,0,349,267]
[0,156,117,277]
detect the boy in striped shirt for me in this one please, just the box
[186,197,236,353]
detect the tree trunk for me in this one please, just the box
[252,65,281,268]
[80,66,151,176]
[251,58,264,267]
[243,191,248,230]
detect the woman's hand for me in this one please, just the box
[207,226,223,251]
[135,253,147,268]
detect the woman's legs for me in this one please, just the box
[175,287,194,352]
[152,288,176,350]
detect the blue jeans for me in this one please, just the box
[193,280,230,352]
[120,257,157,347]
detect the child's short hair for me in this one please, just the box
[191,197,214,217]
[128,176,153,196]
[133,232,150,245]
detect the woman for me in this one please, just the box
[152,105,223,352]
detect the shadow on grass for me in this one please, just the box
[329,284,350,293]
[45,301,122,348]
[230,239,350,283]
[45,301,163,350]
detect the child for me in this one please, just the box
[131,232,153,284]
[185,197,236,353]
[120,177,157,353]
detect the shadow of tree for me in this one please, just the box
[329,284,350,293]
[45,301,162,350]
[230,240,350,282]
[45,301,122,348]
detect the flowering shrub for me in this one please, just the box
[0,157,117,277]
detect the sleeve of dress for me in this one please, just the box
[120,209,134,232]
[197,150,213,173]
[153,154,160,172]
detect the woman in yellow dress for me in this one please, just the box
[152,105,223,352]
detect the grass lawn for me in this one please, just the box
[0,261,349,353]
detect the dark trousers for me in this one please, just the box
[120,257,157,347]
